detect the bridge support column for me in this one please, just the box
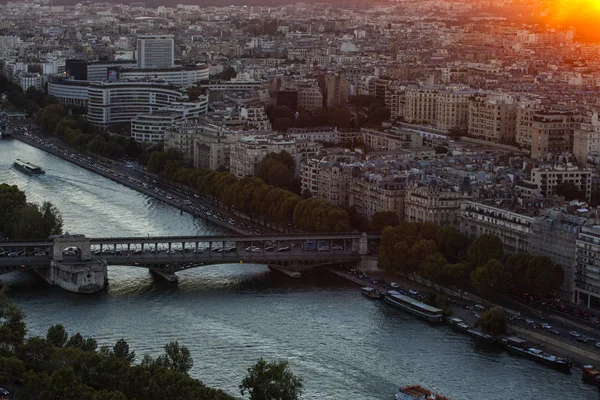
[149,268,179,282]
[352,233,368,255]
[35,260,107,294]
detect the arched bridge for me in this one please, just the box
[0,232,381,277]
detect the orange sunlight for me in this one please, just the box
[545,0,600,42]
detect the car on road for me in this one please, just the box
[34,252,47,256]
[265,246,275,252]
[526,319,535,325]
[318,246,330,251]
[541,323,552,329]
[277,246,290,252]
[8,252,19,257]
[0,388,8,397]
[332,245,343,250]
[390,282,399,288]
[408,289,418,295]
[548,329,561,335]
[569,330,581,338]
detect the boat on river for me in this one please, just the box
[394,385,451,400]
[501,337,571,372]
[384,290,444,323]
[361,286,382,299]
[582,365,600,385]
[448,318,497,344]
[13,159,45,175]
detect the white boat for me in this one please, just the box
[384,290,444,323]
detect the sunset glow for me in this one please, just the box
[545,0,600,41]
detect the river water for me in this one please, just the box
[0,138,597,400]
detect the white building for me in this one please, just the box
[137,34,175,69]
[120,65,209,88]
[131,100,208,143]
[87,81,185,128]
[230,135,297,179]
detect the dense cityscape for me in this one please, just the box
[2,0,600,399]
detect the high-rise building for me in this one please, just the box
[136,34,175,69]
[468,93,517,144]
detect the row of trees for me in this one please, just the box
[0,292,303,400]
[0,184,63,240]
[146,151,352,232]
[37,104,143,160]
[379,222,565,297]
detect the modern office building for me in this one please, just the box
[119,65,209,88]
[87,81,184,127]
[137,34,175,69]
[47,76,90,107]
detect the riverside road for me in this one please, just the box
[0,137,598,399]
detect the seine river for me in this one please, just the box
[0,138,598,400]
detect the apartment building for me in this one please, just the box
[404,182,472,226]
[573,112,600,165]
[350,173,407,221]
[574,226,600,308]
[325,72,349,107]
[404,86,439,126]
[296,83,323,112]
[360,128,423,151]
[230,135,298,179]
[458,201,533,253]
[519,162,592,202]
[435,88,474,132]
[530,111,574,159]
[468,93,517,143]
[241,107,271,131]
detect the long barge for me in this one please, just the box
[384,290,444,323]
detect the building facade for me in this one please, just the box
[404,183,471,226]
[137,34,175,69]
[230,135,297,179]
[468,93,517,143]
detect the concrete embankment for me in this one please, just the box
[10,133,247,234]
[323,265,600,368]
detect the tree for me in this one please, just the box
[46,324,68,348]
[240,358,303,400]
[329,108,351,130]
[421,252,449,283]
[438,226,470,263]
[470,259,513,293]
[555,182,584,201]
[155,341,193,375]
[0,355,25,384]
[272,117,294,132]
[476,307,508,336]
[467,234,504,269]
[112,339,135,364]
[12,201,63,239]
[0,183,27,237]
[369,211,399,231]
[0,291,27,353]
[37,104,67,133]
[221,66,237,81]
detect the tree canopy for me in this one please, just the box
[476,307,508,336]
[240,358,303,400]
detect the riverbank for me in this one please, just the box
[323,266,600,369]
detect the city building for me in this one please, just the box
[230,134,297,179]
[573,112,600,165]
[468,93,517,144]
[47,76,90,107]
[404,181,472,227]
[458,200,534,253]
[574,226,600,308]
[518,161,592,202]
[119,65,209,88]
[530,111,574,159]
[87,81,185,128]
[137,34,175,69]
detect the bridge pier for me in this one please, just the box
[268,265,301,279]
[149,268,179,282]
[35,260,107,293]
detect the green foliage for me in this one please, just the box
[0,291,27,353]
[467,234,504,270]
[37,104,68,133]
[12,201,63,239]
[272,117,294,132]
[46,324,68,347]
[0,183,27,236]
[112,338,135,364]
[240,358,303,400]
[255,151,296,191]
[368,211,399,231]
[470,259,513,293]
[0,355,25,383]
[155,341,194,375]
[476,307,508,336]
[438,226,470,263]
[555,182,584,201]
[506,254,564,296]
